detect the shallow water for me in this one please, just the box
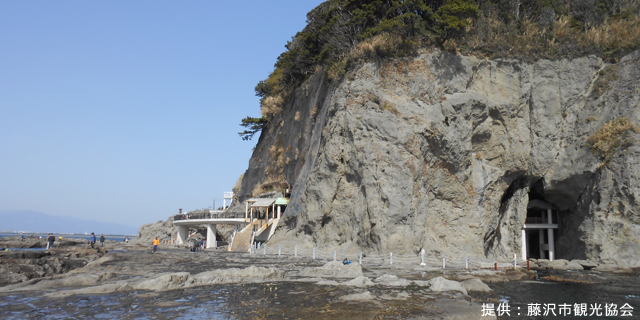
[490,270,640,319]
[0,281,470,319]
[0,288,230,320]
[2,249,639,320]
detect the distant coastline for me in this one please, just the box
[0,210,139,235]
[0,232,136,242]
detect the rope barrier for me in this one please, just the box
[236,245,515,271]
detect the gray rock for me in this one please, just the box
[374,274,412,286]
[594,264,621,272]
[298,261,363,279]
[574,260,599,269]
[233,49,640,268]
[412,280,431,287]
[339,291,375,301]
[341,275,374,287]
[565,260,585,270]
[461,278,493,292]
[429,277,468,295]
[379,291,411,300]
[547,259,569,270]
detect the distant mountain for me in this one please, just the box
[0,210,138,235]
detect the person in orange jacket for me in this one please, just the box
[152,237,160,253]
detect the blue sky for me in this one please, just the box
[0,1,325,230]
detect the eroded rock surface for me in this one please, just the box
[234,49,640,268]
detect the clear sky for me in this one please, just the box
[0,1,325,230]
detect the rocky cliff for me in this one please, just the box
[234,49,640,267]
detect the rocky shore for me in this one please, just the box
[2,236,639,319]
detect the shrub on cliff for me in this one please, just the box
[587,117,640,168]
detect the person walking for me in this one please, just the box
[152,237,159,253]
[47,233,55,250]
[90,232,96,249]
[100,234,105,247]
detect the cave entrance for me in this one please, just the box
[521,184,559,261]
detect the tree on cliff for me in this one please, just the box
[239,0,640,139]
[238,116,269,141]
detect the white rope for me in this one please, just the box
[248,247,492,269]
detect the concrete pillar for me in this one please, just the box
[245,202,248,219]
[277,205,281,219]
[547,209,555,261]
[521,229,527,260]
[207,224,217,248]
[177,225,187,245]
[547,228,555,261]
[539,229,545,259]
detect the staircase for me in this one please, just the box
[229,220,260,252]
[254,218,280,242]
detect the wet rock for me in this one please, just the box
[412,280,431,287]
[432,297,496,320]
[594,264,621,272]
[0,272,117,293]
[541,273,599,284]
[47,265,286,296]
[0,249,102,285]
[379,291,411,300]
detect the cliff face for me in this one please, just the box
[236,49,640,267]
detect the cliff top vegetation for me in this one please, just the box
[239,0,640,140]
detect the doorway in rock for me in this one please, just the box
[525,229,541,259]
[521,181,559,261]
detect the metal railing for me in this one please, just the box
[173,211,245,221]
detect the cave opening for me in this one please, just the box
[521,180,559,261]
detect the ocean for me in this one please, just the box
[0,232,136,242]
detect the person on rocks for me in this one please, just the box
[90,232,96,249]
[152,237,160,253]
[47,233,55,250]
[100,234,105,247]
